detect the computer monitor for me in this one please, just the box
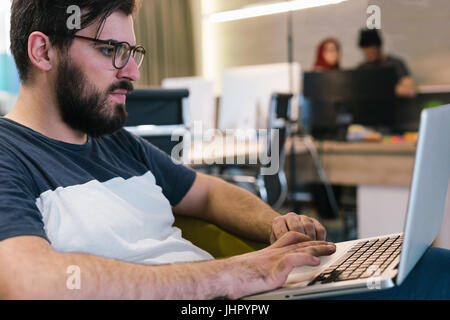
[219,63,301,131]
[125,89,190,157]
[301,68,397,140]
[125,89,189,126]
[162,77,216,130]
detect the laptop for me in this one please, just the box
[245,104,450,300]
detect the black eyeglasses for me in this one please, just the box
[69,35,146,70]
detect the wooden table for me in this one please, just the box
[187,136,417,189]
[285,138,416,187]
[188,136,265,166]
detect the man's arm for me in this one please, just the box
[0,233,335,299]
[173,173,326,243]
[0,236,230,299]
[396,76,417,98]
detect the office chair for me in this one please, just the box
[124,89,191,163]
[217,93,293,210]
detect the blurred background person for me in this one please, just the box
[310,38,342,219]
[313,38,341,71]
[358,28,416,98]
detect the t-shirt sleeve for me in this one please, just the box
[0,152,48,242]
[142,140,197,206]
[394,58,410,78]
[120,130,197,207]
[358,57,411,79]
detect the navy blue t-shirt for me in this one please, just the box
[358,54,411,84]
[0,118,212,264]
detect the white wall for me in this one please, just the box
[369,0,450,85]
[0,1,12,54]
[197,0,450,93]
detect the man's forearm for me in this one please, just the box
[396,76,416,97]
[1,234,336,300]
[202,177,280,243]
[3,247,233,299]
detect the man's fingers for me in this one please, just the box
[300,216,317,240]
[285,213,306,235]
[279,246,336,273]
[280,253,321,272]
[293,240,330,248]
[312,218,327,241]
[271,214,328,243]
[300,243,336,257]
[271,231,311,248]
[284,213,325,240]
[272,216,289,241]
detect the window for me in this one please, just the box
[0,0,20,95]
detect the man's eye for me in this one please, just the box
[100,47,114,56]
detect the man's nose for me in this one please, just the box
[117,57,141,82]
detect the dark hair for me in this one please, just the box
[358,28,382,48]
[314,38,340,70]
[10,0,141,83]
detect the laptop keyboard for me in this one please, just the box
[308,235,403,286]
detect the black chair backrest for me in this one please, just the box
[125,89,189,126]
[263,93,293,207]
[125,89,189,155]
[266,93,293,158]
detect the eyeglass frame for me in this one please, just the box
[63,35,146,70]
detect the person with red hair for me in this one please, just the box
[313,38,340,70]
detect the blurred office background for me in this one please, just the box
[0,0,19,114]
[1,0,449,247]
[132,0,450,90]
[129,0,450,247]
[2,0,449,99]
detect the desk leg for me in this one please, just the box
[357,185,409,238]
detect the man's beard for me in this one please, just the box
[55,57,133,139]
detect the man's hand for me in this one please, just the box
[227,232,336,299]
[0,234,334,300]
[270,212,327,243]
[395,76,416,98]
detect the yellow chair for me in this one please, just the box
[174,216,267,259]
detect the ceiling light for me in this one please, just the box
[207,0,349,23]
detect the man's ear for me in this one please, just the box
[27,31,56,73]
